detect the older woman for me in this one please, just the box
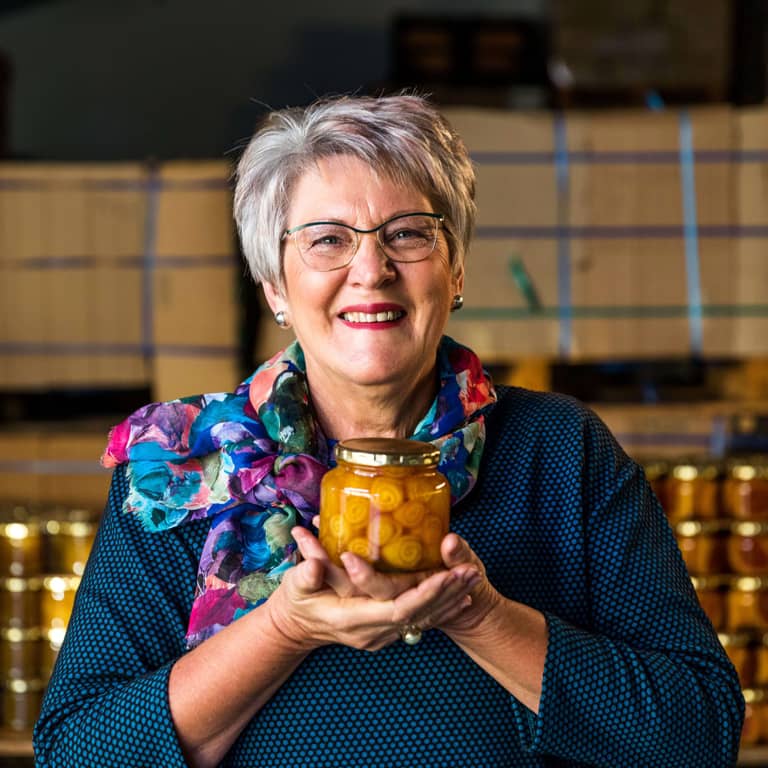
[34,94,743,768]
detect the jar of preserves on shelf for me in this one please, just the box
[44,509,97,576]
[722,458,768,521]
[40,575,81,634]
[41,627,66,680]
[726,577,768,633]
[728,521,768,576]
[741,688,767,747]
[0,577,42,630]
[0,627,42,680]
[691,574,730,631]
[320,438,450,572]
[1,677,44,731]
[640,458,669,511]
[674,520,730,575]
[0,517,42,577]
[666,460,722,522]
[718,632,756,689]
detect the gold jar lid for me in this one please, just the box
[334,438,440,467]
[0,577,43,592]
[675,519,729,537]
[691,574,732,590]
[671,460,721,482]
[3,678,45,693]
[42,575,81,592]
[45,519,96,537]
[732,576,768,592]
[718,631,754,648]
[640,458,669,481]
[0,627,42,642]
[731,521,768,537]
[727,458,768,482]
[0,521,41,540]
[743,688,768,704]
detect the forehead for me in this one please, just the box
[287,156,431,223]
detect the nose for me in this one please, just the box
[347,231,396,287]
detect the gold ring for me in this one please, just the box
[400,624,423,646]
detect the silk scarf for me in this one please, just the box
[102,335,496,647]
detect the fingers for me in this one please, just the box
[441,533,483,572]
[292,526,359,598]
[339,552,422,600]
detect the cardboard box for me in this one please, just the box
[0,160,241,399]
[441,105,767,361]
[732,109,768,356]
[150,161,240,401]
[0,424,112,510]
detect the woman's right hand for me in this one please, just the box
[265,526,478,653]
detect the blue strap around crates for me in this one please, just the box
[141,166,161,358]
[678,111,704,356]
[553,112,572,356]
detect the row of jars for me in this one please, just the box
[645,455,768,523]
[1,504,97,578]
[1,504,96,731]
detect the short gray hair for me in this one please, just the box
[233,93,476,289]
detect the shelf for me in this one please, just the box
[0,729,32,757]
[0,729,766,764]
[739,746,768,765]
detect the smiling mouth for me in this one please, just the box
[340,310,404,323]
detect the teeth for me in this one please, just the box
[342,310,403,323]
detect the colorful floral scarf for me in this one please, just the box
[102,335,496,647]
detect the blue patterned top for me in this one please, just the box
[34,386,744,767]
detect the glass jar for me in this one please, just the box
[44,509,97,576]
[728,521,768,576]
[0,627,42,679]
[320,438,450,572]
[666,460,722,522]
[0,577,42,630]
[726,577,768,632]
[723,459,768,521]
[1,677,44,731]
[40,575,81,633]
[674,520,730,575]
[691,575,730,631]
[741,688,766,747]
[0,519,42,577]
[41,627,66,680]
[755,634,768,688]
[718,631,756,688]
[640,458,669,511]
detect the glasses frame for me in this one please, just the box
[281,211,446,272]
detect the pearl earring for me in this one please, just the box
[450,294,464,312]
[274,311,289,328]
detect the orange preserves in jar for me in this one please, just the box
[728,521,768,576]
[320,438,449,572]
[666,460,721,522]
[718,631,756,688]
[723,458,768,520]
[691,575,730,631]
[741,688,766,747]
[674,520,730,575]
[727,577,768,632]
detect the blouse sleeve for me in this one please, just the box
[511,404,744,767]
[33,464,204,768]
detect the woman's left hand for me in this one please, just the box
[292,525,496,638]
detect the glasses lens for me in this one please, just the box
[380,215,439,261]
[294,223,356,270]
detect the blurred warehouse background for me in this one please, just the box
[1,0,768,761]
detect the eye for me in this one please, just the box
[301,224,354,251]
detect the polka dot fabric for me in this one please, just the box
[34,386,744,767]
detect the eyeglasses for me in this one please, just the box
[282,212,445,272]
